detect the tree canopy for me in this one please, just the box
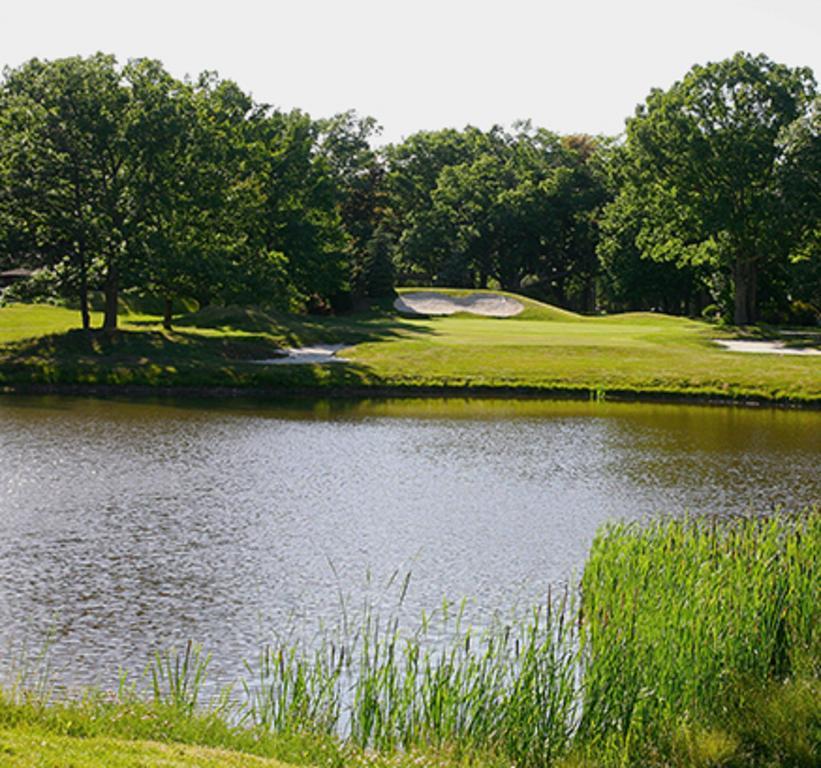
[0,51,818,328]
[614,52,818,324]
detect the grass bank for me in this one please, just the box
[3,511,818,767]
[0,293,819,404]
[0,728,297,768]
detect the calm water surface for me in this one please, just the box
[0,396,818,689]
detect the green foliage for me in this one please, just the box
[700,303,724,323]
[386,126,612,311]
[245,109,350,306]
[2,51,817,326]
[612,52,818,325]
[596,160,711,315]
[356,225,396,298]
[715,678,820,767]
[787,300,820,327]
[0,269,60,306]
[0,56,357,331]
[149,641,212,717]
[318,110,386,261]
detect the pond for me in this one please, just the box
[0,396,818,691]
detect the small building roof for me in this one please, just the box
[0,268,34,278]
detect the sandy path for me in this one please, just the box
[395,291,524,317]
[713,339,821,356]
[251,344,350,364]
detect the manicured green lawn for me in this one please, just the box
[348,312,820,401]
[0,304,102,343]
[0,292,819,403]
[0,727,296,767]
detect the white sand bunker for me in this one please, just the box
[251,344,350,365]
[713,339,821,356]
[395,291,524,317]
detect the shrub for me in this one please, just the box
[787,300,820,327]
[0,269,61,305]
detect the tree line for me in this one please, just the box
[0,51,818,329]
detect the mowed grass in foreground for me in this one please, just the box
[0,291,819,402]
[0,728,296,768]
[1,511,818,768]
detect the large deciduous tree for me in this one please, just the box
[317,111,388,300]
[134,73,265,327]
[621,52,817,325]
[0,55,355,327]
[0,55,192,331]
[0,54,128,330]
[247,109,349,307]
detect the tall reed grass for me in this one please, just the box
[240,590,579,767]
[2,509,817,767]
[577,511,819,761]
[235,510,819,765]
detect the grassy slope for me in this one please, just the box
[0,293,819,402]
[350,314,820,400]
[0,727,295,767]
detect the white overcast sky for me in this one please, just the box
[1,1,819,144]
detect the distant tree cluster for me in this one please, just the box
[0,52,818,328]
[383,125,610,312]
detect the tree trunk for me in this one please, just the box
[554,278,566,308]
[747,264,757,324]
[163,297,173,330]
[581,278,595,314]
[103,265,119,333]
[78,259,90,332]
[732,257,756,326]
[501,274,520,292]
